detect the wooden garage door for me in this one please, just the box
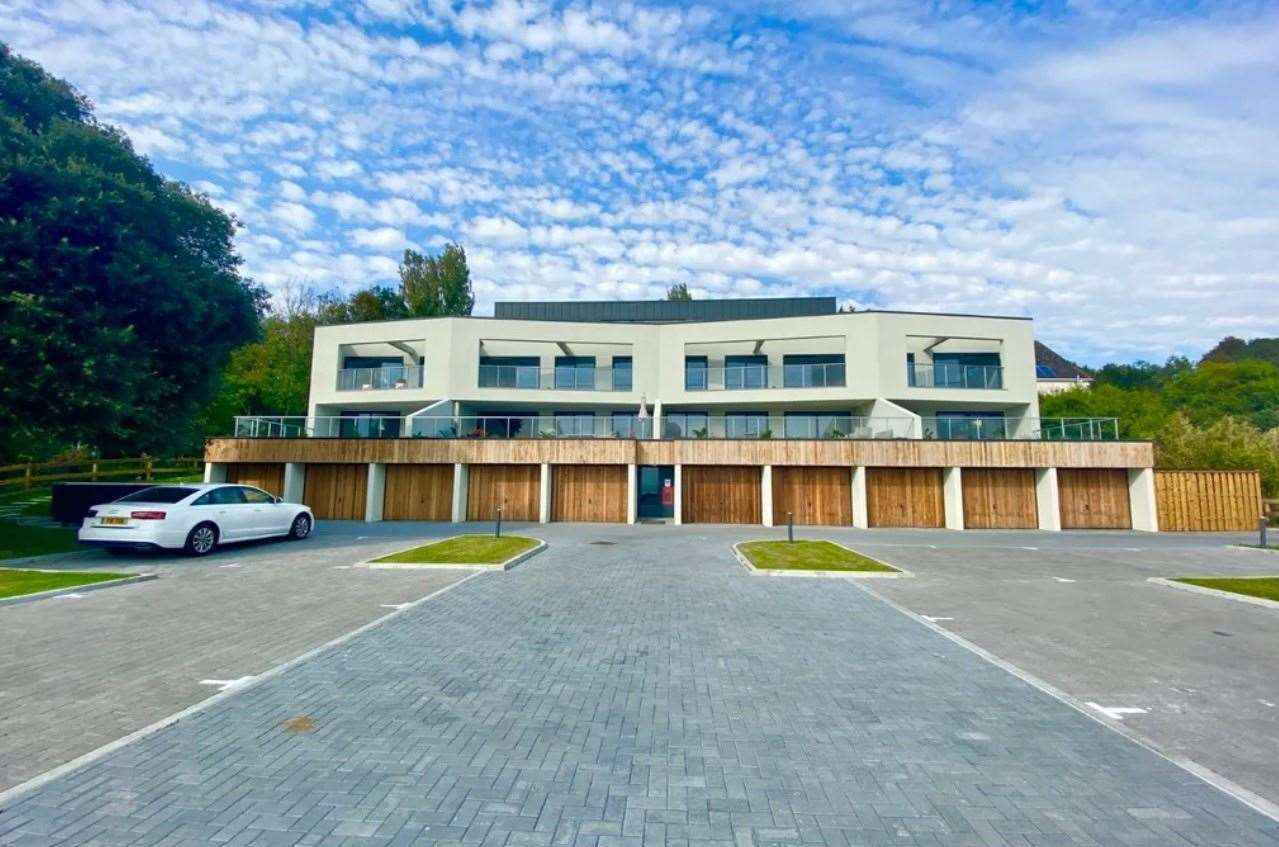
[303,463,367,521]
[552,465,627,523]
[682,466,761,524]
[962,468,1038,529]
[867,468,944,528]
[383,464,454,521]
[1059,469,1131,529]
[772,467,851,526]
[225,463,284,497]
[466,464,540,521]
[1156,470,1262,531]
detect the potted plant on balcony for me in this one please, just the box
[758,428,773,440]
[692,427,709,439]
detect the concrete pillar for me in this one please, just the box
[1035,468,1061,531]
[942,466,964,530]
[626,464,637,524]
[1128,467,1159,532]
[761,465,774,527]
[652,401,663,439]
[673,464,683,525]
[282,463,305,503]
[451,463,469,523]
[539,463,551,524]
[851,466,868,529]
[203,462,227,483]
[365,462,385,522]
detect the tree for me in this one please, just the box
[1093,356,1190,391]
[1156,413,1279,497]
[401,243,473,317]
[1162,359,1279,430]
[1201,335,1279,370]
[666,282,691,301]
[320,285,407,323]
[1039,383,1169,441]
[0,45,262,461]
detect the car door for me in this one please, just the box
[239,486,289,535]
[193,486,251,539]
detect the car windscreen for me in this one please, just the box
[113,487,198,504]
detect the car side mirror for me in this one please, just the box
[273,496,284,504]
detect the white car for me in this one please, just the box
[78,483,314,556]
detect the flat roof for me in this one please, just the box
[493,297,838,323]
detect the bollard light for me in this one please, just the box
[496,506,503,538]
[1261,516,1268,550]
[787,511,794,543]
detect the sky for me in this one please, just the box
[2,0,1277,365]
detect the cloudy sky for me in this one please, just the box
[3,1,1277,364]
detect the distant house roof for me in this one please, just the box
[493,297,837,323]
[1034,341,1092,380]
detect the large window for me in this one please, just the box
[663,411,708,438]
[930,352,1002,389]
[783,354,845,388]
[612,356,633,391]
[725,355,767,389]
[554,356,596,390]
[783,412,853,439]
[338,412,401,438]
[555,412,596,436]
[725,412,770,438]
[931,411,1006,440]
[480,355,540,388]
[684,356,708,391]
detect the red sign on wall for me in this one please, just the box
[661,479,674,506]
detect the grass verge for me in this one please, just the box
[738,540,899,572]
[0,520,80,561]
[0,568,134,599]
[1173,577,1279,603]
[371,535,538,565]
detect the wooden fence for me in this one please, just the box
[1155,469,1263,532]
[0,456,202,489]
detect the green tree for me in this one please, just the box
[320,285,407,323]
[1039,383,1169,441]
[0,45,261,461]
[401,243,473,317]
[1093,356,1191,391]
[1162,360,1279,430]
[666,282,691,301]
[1156,413,1279,497]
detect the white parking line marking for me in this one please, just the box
[380,603,411,610]
[1086,702,1147,721]
[53,593,86,600]
[1052,577,1076,583]
[1260,700,1275,708]
[1020,546,1039,551]
[198,677,254,692]
[219,563,241,568]
[922,615,954,622]
[356,536,370,540]
[332,565,352,569]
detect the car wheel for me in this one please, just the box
[185,523,219,556]
[289,514,312,540]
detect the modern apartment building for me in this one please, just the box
[206,297,1157,531]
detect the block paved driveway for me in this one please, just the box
[2,525,1277,846]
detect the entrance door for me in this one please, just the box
[637,465,675,519]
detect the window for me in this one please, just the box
[783,412,853,439]
[932,411,1006,440]
[664,411,708,438]
[115,486,198,504]
[193,487,246,506]
[554,356,596,390]
[612,356,633,391]
[783,354,845,388]
[240,487,274,504]
[338,412,401,438]
[684,356,708,390]
[555,412,595,436]
[725,412,769,438]
[480,356,540,388]
[725,355,767,389]
[931,352,1002,389]
[1036,364,1056,378]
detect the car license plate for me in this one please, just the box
[101,516,128,526]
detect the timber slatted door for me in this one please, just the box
[1156,470,1262,531]
[772,467,851,526]
[962,468,1037,529]
[466,464,540,521]
[303,463,367,520]
[1058,469,1131,529]
[551,465,627,523]
[866,468,944,528]
[383,464,454,521]
[682,466,762,524]
[225,463,284,497]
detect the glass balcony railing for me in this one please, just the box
[907,363,1003,389]
[477,365,630,391]
[683,362,846,391]
[336,365,424,391]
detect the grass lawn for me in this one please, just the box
[1174,577,1279,603]
[371,535,538,565]
[738,539,899,572]
[0,520,80,561]
[0,568,134,599]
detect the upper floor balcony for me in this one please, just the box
[337,364,425,391]
[684,360,846,391]
[477,364,630,391]
[334,340,425,392]
[907,363,1003,390]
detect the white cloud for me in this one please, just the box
[270,201,317,233]
[351,226,408,250]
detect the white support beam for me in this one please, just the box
[652,401,662,440]
[942,466,964,530]
[539,463,551,524]
[365,463,386,523]
[851,466,868,529]
[204,462,227,484]
[626,464,637,525]
[1035,468,1061,531]
[282,463,305,503]
[1128,467,1159,532]
[673,464,683,525]
[761,465,774,527]
[451,463,468,523]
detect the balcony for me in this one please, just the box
[336,365,424,391]
[477,365,630,391]
[907,363,1003,390]
[684,362,846,391]
[232,415,1120,441]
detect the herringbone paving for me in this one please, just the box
[2,529,1276,846]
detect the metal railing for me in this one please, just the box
[684,362,846,391]
[477,365,630,391]
[232,415,1120,441]
[907,363,1003,389]
[336,365,424,391]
